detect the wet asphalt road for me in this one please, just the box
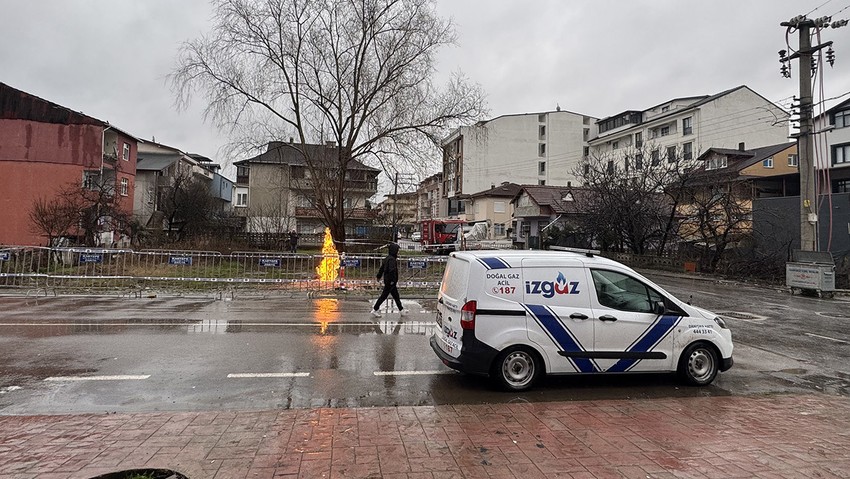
[0,273,848,415]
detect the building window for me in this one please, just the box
[833,110,850,128]
[667,146,676,163]
[122,143,130,161]
[494,223,506,236]
[624,156,630,172]
[833,143,850,165]
[788,154,798,167]
[635,132,642,148]
[651,149,660,166]
[683,117,692,135]
[82,171,99,190]
[120,178,129,196]
[612,141,619,150]
[236,188,248,207]
[539,143,546,156]
[583,164,590,175]
[538,113,546,123]
[707,156,728,170]
[763,156,774,168]
[661,105,670,112]
[538,179,546,185]
[683,142,693,161]
[635,153,644,170]
[836,179,850,193]
[583,146,589,158]
[494,201,506,213]
[660,126,670,137]
[607,160,614,174]
[538,161,546,175]
[539,125,546,139]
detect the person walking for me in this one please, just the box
[288,230,299,253]
[371,243,407,317]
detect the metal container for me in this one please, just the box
[786,250,836,296]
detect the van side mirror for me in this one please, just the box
[653,301,666,315]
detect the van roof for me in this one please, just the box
[450,250,634,272]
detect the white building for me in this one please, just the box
[814,96,850,193]
[588,85,790,170]
[440,109,597,218]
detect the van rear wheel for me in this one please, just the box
[493,347,540,391]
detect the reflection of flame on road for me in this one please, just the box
[314,298,340,335]
[315,228,339,282]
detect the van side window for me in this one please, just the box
[590,269,663,313]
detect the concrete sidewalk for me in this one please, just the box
[1,393,849,479]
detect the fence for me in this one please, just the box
[0,246,448,296]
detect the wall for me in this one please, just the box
[753,193,850,263]
[0,119,102,166]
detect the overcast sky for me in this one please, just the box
[2,0,849,188]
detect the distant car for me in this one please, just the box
[410,232,422,242]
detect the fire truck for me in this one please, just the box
[420,218,467,253]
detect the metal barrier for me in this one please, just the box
[0,246,448,295]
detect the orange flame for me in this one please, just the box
[315,228,339,282]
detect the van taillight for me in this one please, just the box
[460,300,477,330]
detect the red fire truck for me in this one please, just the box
[420,218,467,253]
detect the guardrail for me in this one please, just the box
[0,246,448,296]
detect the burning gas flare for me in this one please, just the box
[315,228,340,282]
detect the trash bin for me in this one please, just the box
[786,250,836,298]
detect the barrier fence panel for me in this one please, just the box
[0,246,450,295]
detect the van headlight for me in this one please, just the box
[713,316,728,329]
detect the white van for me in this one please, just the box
[430,249,733,391]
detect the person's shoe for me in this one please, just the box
[399,309,409,317]
[370,309,382,318]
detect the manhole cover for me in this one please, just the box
[716,311,766,321]
[816,312,850,319]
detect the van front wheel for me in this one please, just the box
[493,347,540,391]
[678,343,718,386]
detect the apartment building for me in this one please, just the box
[440,109,597,217]
[588,85,790,170]
[814,96,850,192]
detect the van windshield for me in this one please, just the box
[440,257,470,300]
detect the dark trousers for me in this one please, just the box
[374,282,403,310]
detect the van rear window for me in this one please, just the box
[440,257,470,300]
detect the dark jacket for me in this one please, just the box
[377,243,400,285]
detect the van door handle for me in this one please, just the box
[598,315,618,322]
[569,313,588,320]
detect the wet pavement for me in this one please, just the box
[1,273,850,477]
[1,394,850,478]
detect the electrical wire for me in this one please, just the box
[808,0,834,15]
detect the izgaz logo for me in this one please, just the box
[525,272,580,298]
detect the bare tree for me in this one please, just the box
[679,174,754,273]
[28,195,83,246]
[574,143,700,255]
[171,0,487,251]
[159,169,217,241]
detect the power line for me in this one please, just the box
[808,0,834,16]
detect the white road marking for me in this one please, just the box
[227,372,310,378]
[45,375,150,381]
[804,333,849,345]
[373,370,453,376]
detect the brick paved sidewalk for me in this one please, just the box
[1,393,849,479]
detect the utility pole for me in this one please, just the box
[780,14,846,251]
[392,171,398,243]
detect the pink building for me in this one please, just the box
[0,82,138,246]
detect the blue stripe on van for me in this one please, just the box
[524,304,597,373]
[606,314,681,373]
[478,257,510,270]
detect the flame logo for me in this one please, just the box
[556,271,566,285]
[315,228,340,282]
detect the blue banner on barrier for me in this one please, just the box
[259,258,281,267]
[408,260,427,269]
[169,256,193,266]
[79,253,103,264]
[0,252,9,261]
[342,258,361,268]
